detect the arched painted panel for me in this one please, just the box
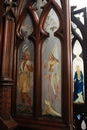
[73,41,85,103]
[16,39,34,115]
[42,36,62,117]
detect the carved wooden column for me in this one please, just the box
[0,0,4,79]
[0,0,18,129]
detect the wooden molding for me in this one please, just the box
[0,116,18,130]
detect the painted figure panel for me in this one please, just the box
[73,41,85,103]
[42,36,62,118]
[16,39,34,115]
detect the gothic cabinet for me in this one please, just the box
[0,0,73,130]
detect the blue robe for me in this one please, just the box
[73,71,84,102]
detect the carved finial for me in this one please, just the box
[4,0,18,7]
[71,6,77,12]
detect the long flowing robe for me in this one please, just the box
[73,71,84,103]
[43,60,61,117]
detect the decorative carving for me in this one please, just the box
[3,0,18,20]
[0,86,11,120]
[0,0,18,123]
[4,0,18,7]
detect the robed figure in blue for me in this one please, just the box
[73,65,84,103]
